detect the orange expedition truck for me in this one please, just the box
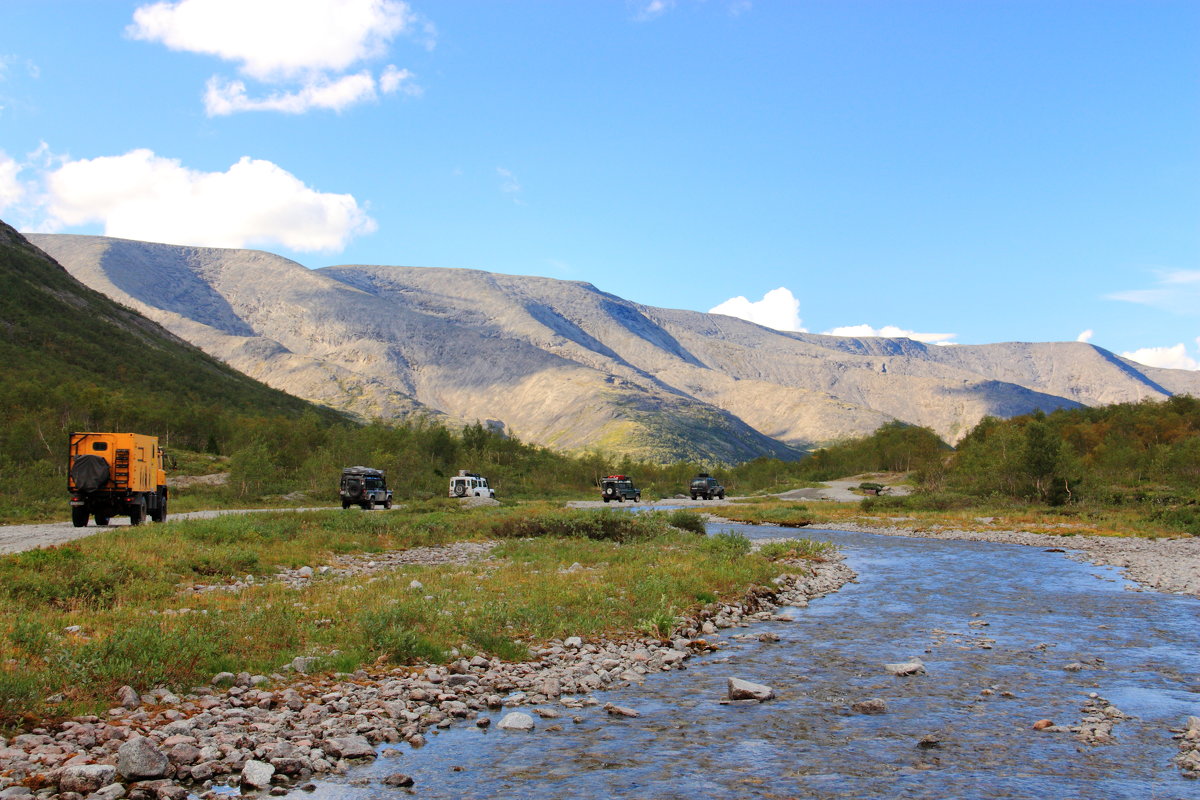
[68,432,168,527]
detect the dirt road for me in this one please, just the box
[0,507,337,555]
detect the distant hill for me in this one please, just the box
[27,232,1200,463]
[0,222,342,457]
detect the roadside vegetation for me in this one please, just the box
[0,505,832,729]
[720,396,1200,539]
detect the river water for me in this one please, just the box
[301,522,1200,799]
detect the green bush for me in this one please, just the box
[1149,505,1200,536]
[666,509,707,535]
[756,538,837,561]
[489,508,671,543]
[860,492,974,512]
[357,607,445,664]
[701,532,751,558]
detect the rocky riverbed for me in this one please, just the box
[815,519,1200,598]
[0,552,853,800]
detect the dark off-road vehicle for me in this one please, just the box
[340,467,393,510]
[600,475,641,503]
[690,473,725,500]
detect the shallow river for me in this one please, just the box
[302,522,1200,799]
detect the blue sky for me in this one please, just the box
[2,0,1197,367]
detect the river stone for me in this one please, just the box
[59,763,117,794]
[851,698,888,715]
[884,659,926,676]
[241,759,275,789]
[602,702,640,718]
[383,773,415,787]
[92,785,126,800]
[1187,716,1200,732]
[497,712,536,731]
[117,736,169,779]
[727,678,775,701]
[325,735,375,759]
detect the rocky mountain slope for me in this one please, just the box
[0,223,341,448]
[28,233,1200,462]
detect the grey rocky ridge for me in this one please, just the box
[27,233,1200,462]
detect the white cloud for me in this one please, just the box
[129,0,426,115]
[39,148,375,253]
[709,288,805,332]
[634,0,676,21]
[129,0,415,79]
[205,72,380,115]
[823,324,957,345]
[1076,329,1094,343]
[0,152,25,213]
[379,65,420,95]
[496,167,524,204]
[1109,269,1200,315]
[1120,342,1200,371]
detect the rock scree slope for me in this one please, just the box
[27,233,1200,462]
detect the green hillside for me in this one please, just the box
[0,220,351,518]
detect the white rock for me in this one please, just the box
[497,712,536,731]
[883,659,926,676]
[240,759,275,789]
[727,677,775,701]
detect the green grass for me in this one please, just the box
[0,505,794,729]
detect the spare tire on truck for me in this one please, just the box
[71,455,110,492]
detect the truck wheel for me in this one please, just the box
[129,502,145,526]
[72,507,89,527]
[617,495,624,502]
[454,484,466,497]
[95,515,109,525]
[383,498,392,509]
[342,500,352,509]
[364,499,374,510]
[603,497,610,503]
[150,493,167,523]
[718,491,725,499]
[635,494,641,502]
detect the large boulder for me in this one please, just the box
[117,736,169,779]
[323,735,375,760]
[58,764,117,794]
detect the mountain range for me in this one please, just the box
[27,232,1200,463]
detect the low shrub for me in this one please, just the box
[860,492,974,512]
[756,538,837,561]
[666,509,707,535]
[488,508,671,543]
[702,532,752,558]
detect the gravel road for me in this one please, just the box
[0,507,339,555]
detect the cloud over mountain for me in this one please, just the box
[129,0,429,115]
[38,149,375,252]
